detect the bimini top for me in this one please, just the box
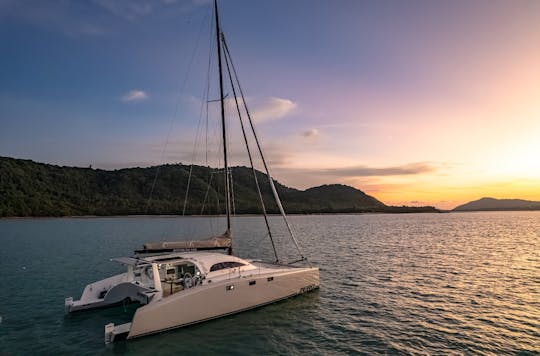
[136,251,255,275]
[138,231,231,253]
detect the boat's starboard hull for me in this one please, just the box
[110,266,319,340]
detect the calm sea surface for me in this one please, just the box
[0,212,539,355]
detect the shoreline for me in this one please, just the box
[4,209,540,220]
[0,211,439,220]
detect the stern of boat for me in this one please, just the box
[105,322,132,344]
[65,273,160,313]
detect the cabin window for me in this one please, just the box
[249,280,256,286]
[210,261,245,272]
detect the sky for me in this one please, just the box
[1,0,540,210]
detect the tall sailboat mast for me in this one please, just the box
[214,0,232,250]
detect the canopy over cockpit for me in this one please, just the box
[136,231,232,254]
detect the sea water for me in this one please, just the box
[0,212,538,354]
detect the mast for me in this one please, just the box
[214,0,232,253]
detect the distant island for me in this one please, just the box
[0,156,438,217]
[453,197,540,212]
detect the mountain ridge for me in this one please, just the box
[0,156,439,217]
[453,197,540,211]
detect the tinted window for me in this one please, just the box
[210,261,245,272]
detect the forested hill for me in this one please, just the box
[0,156,438,217]
[453,197,540,211]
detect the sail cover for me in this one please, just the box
[140,231,231,252]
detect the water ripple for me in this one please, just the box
[0,212,539,354]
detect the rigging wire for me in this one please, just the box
[229,168,236,217]
[145,7,210,215]
[182,4,224,236]
[221,35,309,265]
[142,1,309,265]
[182,9,215,216]
[200,171,215,214]
[222,39,279,262]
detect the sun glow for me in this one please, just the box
[488,128,540,179]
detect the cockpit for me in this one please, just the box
[156,260,202,297]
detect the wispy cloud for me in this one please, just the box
[252,97,297,123]
[303,128,320,138]
[319,162,438,177]
[189,95,297,125]
[121,90,148,102]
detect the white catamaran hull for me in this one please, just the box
[106,266,319,342]
[65,273,157,313]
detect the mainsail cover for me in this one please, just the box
[141,231,231,252]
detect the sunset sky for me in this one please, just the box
[1,0,540,209]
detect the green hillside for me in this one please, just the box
[0,156,438,217]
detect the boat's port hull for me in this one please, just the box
[65,273,157,313]
[106,266,319,342]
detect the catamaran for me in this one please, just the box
[65,0,319,343]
